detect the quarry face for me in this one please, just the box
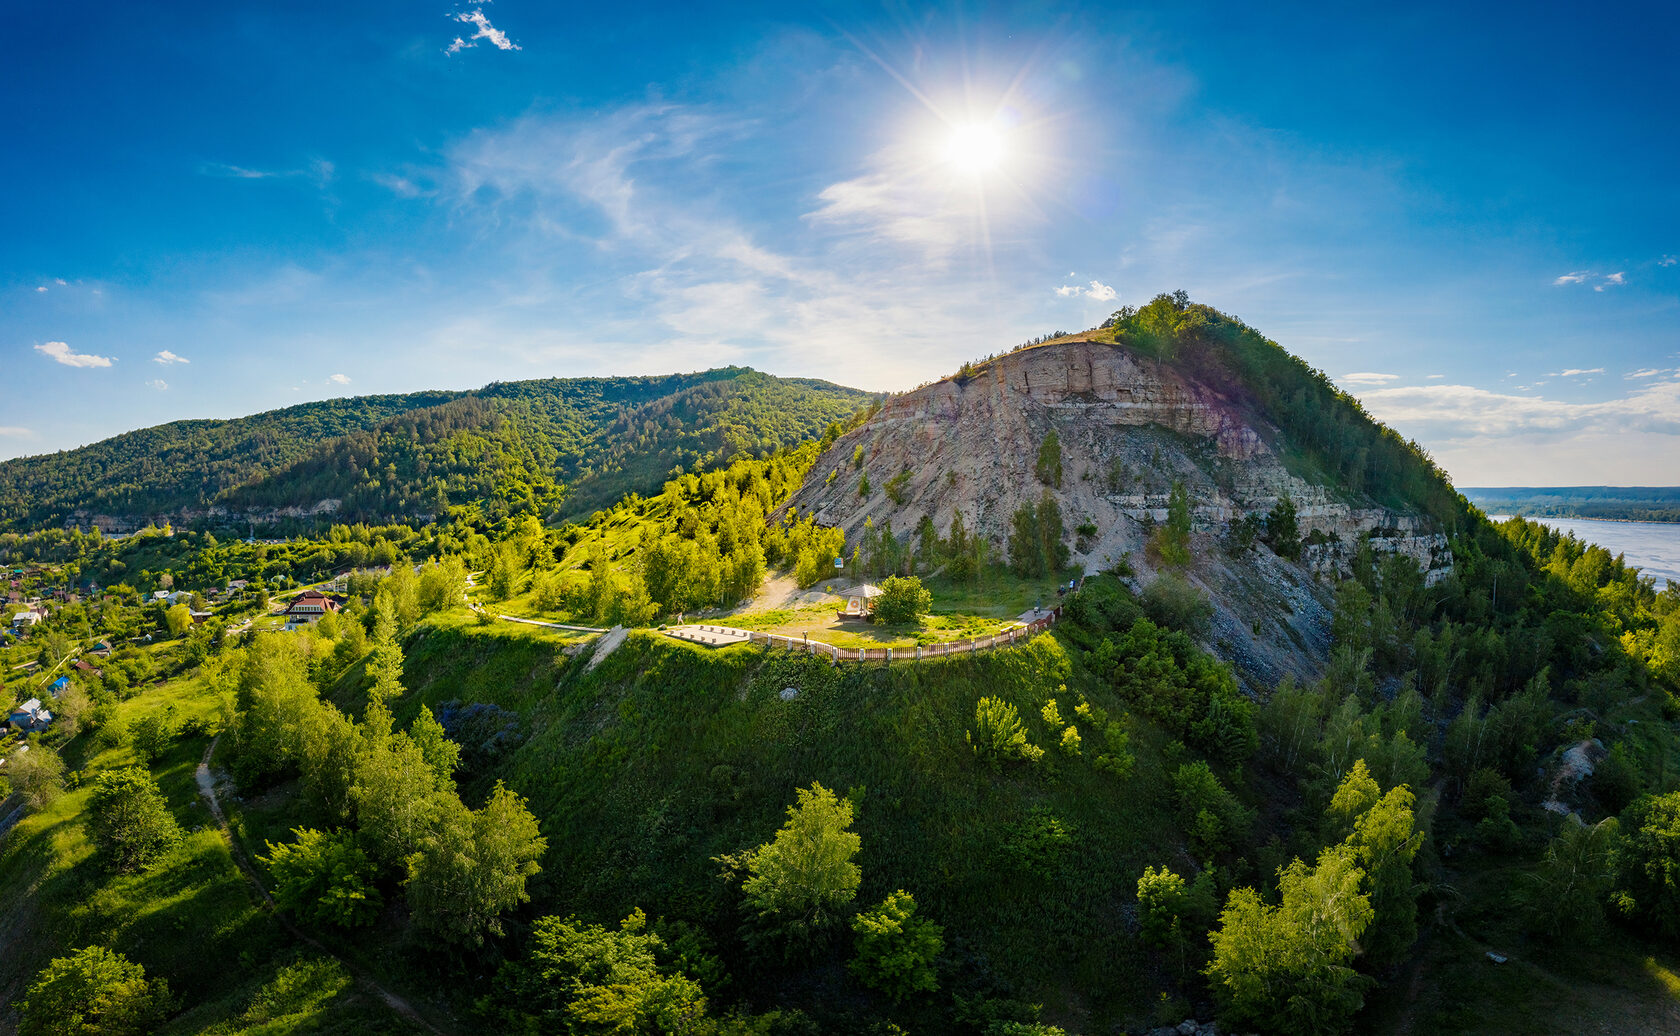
[781,338,1454,690]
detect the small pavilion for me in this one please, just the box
[834,583,885,618]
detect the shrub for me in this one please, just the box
[20,946,170,1036]
[260,828,383,929]
[87,767,180,872]
[873,576,932,625]
[968,697,1044,767]
[850,890,944,1001]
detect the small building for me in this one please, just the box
[50,676,70,697]
[834,583,885,618]
[8,698,53,733]
[10,609,43,628]
[284,590,343,625]
[73,659,103,680]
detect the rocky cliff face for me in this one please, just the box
[781,337,1453,689]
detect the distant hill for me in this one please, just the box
[0,368,876,531]
[1462,486,1680,523]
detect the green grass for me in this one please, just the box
[0,646,418,1035]
[388,618,1183,1031]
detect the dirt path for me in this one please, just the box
[195,737,450,1035]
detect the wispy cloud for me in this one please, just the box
[1360,374,1680,441]
[1054,280,1117,301]
[152,350,189,365]
[1552,367,1605,377]
[1627,368,1669,379]
[1660,255,1677,267]
[1339,372,1400,385]
[1426,373,1444,379]
[34,341,114,368]
[0,426,33,438]
[446,7,519,54]
[1553,271,1590,285]
[34,285,47,293]
[328,373,351,385]
[1594,271,1625,292]
[199,159,335,185]
[145,378,168,390]
[439,103,1046,387]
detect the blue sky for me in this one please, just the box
[3,1,1677,485]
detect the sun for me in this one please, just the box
[942,120,1006,176]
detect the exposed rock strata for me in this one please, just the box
[781,338,1454,689]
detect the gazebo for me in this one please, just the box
[834,583,885,618]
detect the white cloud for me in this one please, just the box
[1627,368,1669,379]
[1359,376,1680,442]
[439,103,1049,389]
[1053,280,1117,301]
[152,350,189,365]
[1660,255,1677,267]
[0,426,33,438]
[1339,372,1400,385]
[34,341,114,368]
[446,8,519,54]
[34,285,46,293]
[145,379,168,390]
[1553,368,1605,377]
[328,373,351,385]
[1426,373,1444,379]
[54,278,65,285]
[1594,271,1625,292]
[1553,271,1590,285]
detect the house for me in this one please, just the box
[284,590,342,625]
[8,698,53,733]
[833,583,885,618]
[10,609,43,628]
[227,579,249,592]
[50,676,69,697]
[189,609,215,625]
[73,659,103,680]
[91,640,112,657]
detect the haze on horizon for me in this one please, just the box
[3,1,1677,486]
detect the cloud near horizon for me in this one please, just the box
[145,379,167,390]
[0,426,33,438]
[1339,372,1400,385]
[153,350,189,364]
[35,341,114,368]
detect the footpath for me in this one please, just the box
[663,605,1062,662]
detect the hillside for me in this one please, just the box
[782,298,1458,689]
[1462,486,1680,523]
[0,369,875,533]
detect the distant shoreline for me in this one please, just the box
[1462,487,1680,526]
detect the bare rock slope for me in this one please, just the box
[781,336,1453,690]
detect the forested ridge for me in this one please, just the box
[0,369,874,531]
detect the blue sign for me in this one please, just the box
[834,557,844,568]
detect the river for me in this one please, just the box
[1490,515,1680,590]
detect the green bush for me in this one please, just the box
[850,890,944,1001]
[87,767,180,872]
[20,946,170,1036]
[260,828,383,929]
[873,576,932,625]
[968,697,1044,767]
[739,783,862,951]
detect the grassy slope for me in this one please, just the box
[0,668,413,1035]
[389,616,1181,1031]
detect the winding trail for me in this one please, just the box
[195,736,450,1035]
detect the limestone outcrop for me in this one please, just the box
[781,337,1454,689]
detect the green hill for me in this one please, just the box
[0,369,875,532]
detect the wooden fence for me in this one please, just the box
[678,606,1061,663]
